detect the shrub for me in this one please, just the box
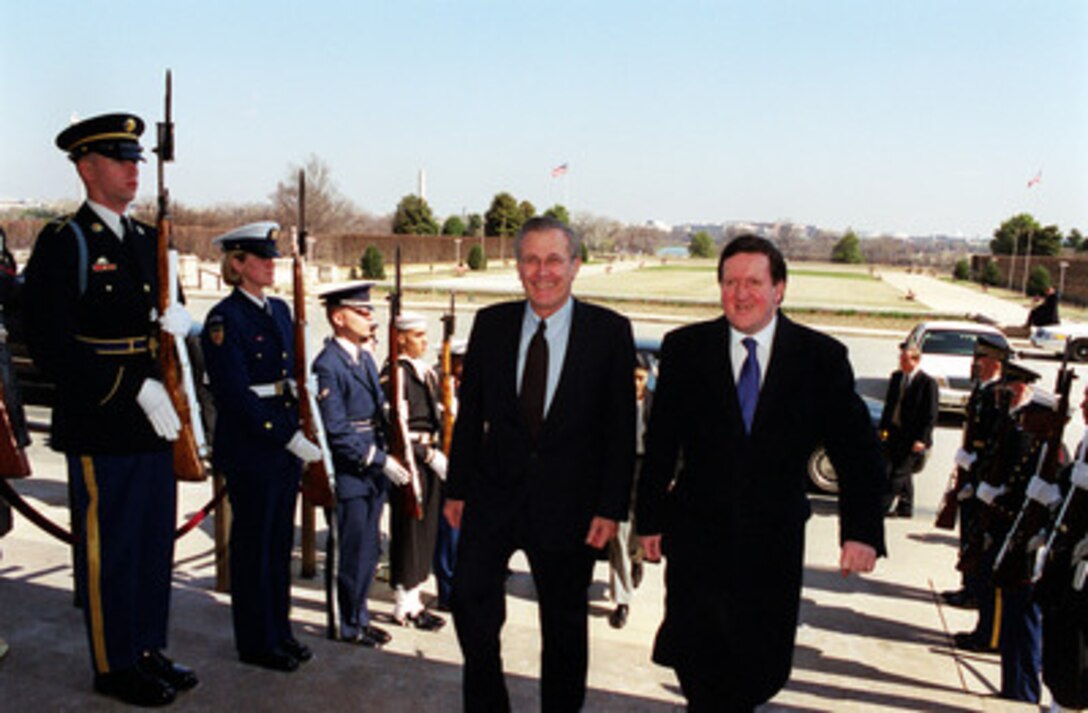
[467,244,487,271]
[360,245,385,279]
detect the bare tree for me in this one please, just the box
[270,154,363,235]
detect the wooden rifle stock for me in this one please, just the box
[292,176,335,508]
[440,291,455,456]
[0,375,30,478]
[934,467,965,530]
[387,246,423,520]
[155,69,206,482]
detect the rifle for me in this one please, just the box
[291,171,335,509]
[155,69,207,482]
[935,381,982,529]
[387,246,423,520]
[0,373,30,478]
[992,346,1076,585]
[439,291,456,456]
[1035,439,1088,592]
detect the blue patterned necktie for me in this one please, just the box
[737,337,760,433]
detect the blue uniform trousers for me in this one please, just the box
[225,452,300,655]
[999,583,1042,702]
[433,491,460,608]
[335,487,386,639]
[68,451,175,674]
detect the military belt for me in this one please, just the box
[250,379,296,398]
[349,419,375,432]
[75,335,150,355]
[409,432,436,445]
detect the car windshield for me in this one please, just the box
[920,330,1002,356]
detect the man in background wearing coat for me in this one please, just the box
[878,343,939,518]
[637,234,886,711]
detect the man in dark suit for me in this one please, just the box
[444,216,636,712]
[637,235,886,711]
[878,343,939,518]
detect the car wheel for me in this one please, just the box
[1071,339,1088,363]
[807,446,840,494]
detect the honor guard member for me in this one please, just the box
[312,282,409,646]
[201,222,322,672]
[948,335,1008,655]
[381,311,447,630]
[977,362,1049,702]
[22,113,197,706]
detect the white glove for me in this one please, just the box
[159,303,193,338]
[137,378,181,441]
[286,430,322,464]
[427,449,448,481]
[976,481,1006,506]
[953,448,977,471]
[382,458,411,486]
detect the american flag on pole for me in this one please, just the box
[550,162,569,178]
[1027,170,1042,189]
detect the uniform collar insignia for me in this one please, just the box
[91,222,104,233]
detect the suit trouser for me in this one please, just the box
[453,527,596,713]
[608,519,634,606]
[68,451,175,674]
[335,487,386,638]
[224,456,300,655]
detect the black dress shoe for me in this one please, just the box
[281,637,312,663]
[239,647,299,672]
[941,590,979,609]
[94,667,176,707]
[399,609,445,631]
[346,624,392,647]
[140,650,198,692]
[609,604,629,629]
[953,631,997,653]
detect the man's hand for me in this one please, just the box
[286,430,322,464]
[585,516,617,549]
[839,540,877,576]
[911,441,926,453]
[159,303,193,338]
[640,534,662,562]
[444,498,464,529]
[382,458,411,487]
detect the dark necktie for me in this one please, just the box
[520,320,548,442]
[737,337,760,433]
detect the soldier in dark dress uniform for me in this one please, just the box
[312,282,409,647]
[948,336,1008,654]
[973,363,1048,702]
[201,222,322,672]
[1038,384,1088,711]
[381,312,445,631]
[22,114,197,706]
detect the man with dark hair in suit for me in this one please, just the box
[879,343,939,518]
[637,234,886,711]
[444,216,636,712]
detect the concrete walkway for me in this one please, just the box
[880,271,1030,327]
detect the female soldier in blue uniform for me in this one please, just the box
[201,222,322,672]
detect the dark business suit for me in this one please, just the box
[878,368,938,515]
[446,298,636,712]
[636,313,886,710]
[313,339,390,640]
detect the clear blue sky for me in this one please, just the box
[2,0,1085,238]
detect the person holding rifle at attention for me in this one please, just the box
[201,222,322,673]
[381,312,447,631]
[312,282,410,647]
[22,113,197,706]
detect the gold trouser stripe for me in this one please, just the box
[81,456,109,673]
[989,587,1002,651]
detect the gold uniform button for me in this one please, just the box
[143,284,150,292]
[256,353,263,359]
[105,285,113,292]
[264,422,273,430]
